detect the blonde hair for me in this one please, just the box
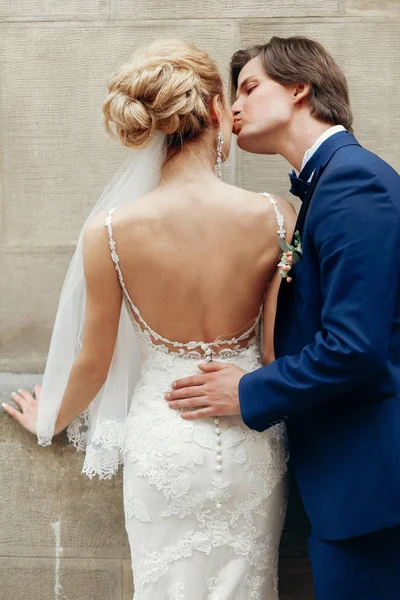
[103,40,224,149]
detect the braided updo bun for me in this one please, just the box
[103,40,224,149]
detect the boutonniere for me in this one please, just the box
[278,231,302,283]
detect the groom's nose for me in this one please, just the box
[231,98,242,115]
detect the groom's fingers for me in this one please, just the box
[171,374,206,391]
[198,361,227,373]
[167,396,208,410]
[180,407,215,420]
[166,386,206,403]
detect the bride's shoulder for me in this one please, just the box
[223,184,296,217]
[258,192,297,217]
[88,193,160,231]
[222,184,297,240]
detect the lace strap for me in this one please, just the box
[105,208,151,329]
[260,192,286,239]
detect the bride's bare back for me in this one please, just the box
[107,179,295,346]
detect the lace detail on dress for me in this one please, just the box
[207,577,221,600]
[121,338,288,598]
[124,373,288,597]
[169,583,185,600]
[81,420,126,479]
[67,407,90,451]
[66,405,126,479]
[98,202,288,598]
[105,208,263,358]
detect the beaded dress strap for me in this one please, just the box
[260,192,286,239]
[105,207,147,329]
[105,207,262,351]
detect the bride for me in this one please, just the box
[3,40,296,599]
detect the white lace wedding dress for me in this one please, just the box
[106,195,288,600]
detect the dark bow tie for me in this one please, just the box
[289,170,311,202]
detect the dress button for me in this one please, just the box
[205,349,212,356]
[216,447,222,455]
[216,455,222,463]
[216,503,222,509]
[216,465,222,472]
[214,418,220,425]
[215,427,220,434]
[206,356,212,362]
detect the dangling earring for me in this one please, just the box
[216,129,224,179]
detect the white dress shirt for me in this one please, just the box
[300,125,346,180]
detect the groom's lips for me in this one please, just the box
[233,120,242,135]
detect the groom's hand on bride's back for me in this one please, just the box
[165,362,246,420]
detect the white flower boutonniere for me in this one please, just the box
[278,231,302,283]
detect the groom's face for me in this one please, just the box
[231,57,294,154]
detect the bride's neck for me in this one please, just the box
[160,136,218,185]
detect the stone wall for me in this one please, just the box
[1,1,399,599]
[1,0,399,372]
[0,375,133,600]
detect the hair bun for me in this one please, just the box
[103,40,223,149]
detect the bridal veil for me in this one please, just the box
[36,132,167,479]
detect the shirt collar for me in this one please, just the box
[300,125,346,173]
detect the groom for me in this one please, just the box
[166,36,400,598]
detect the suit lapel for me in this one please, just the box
[276,132,362,348]
[293,168,320,237]
[292,132,361,240]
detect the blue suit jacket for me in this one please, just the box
[239,131,400,541]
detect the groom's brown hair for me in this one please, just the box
[230,36,353,132]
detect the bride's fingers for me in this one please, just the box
[33,384,41,400]
[16,388,36,403]
[10,391,27,409]
[3,396,38,435]
[2,402,24,425]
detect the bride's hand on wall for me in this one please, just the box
[2,384,41,435]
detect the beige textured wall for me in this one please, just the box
[0,375,133,600]
[1,0,399,372]
[1,3,399,599]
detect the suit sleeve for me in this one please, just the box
[239,164,399,431]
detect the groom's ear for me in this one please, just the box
[292,82,311,105]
